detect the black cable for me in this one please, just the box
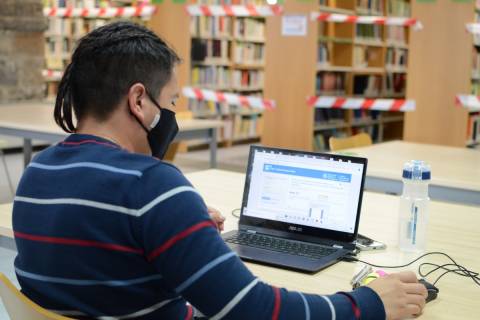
[352,251,444,268]
[418,263,480,286]
[343,251,480,288]
[231,208,241,218]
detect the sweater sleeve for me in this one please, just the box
[135,164,386,320]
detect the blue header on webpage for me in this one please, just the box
[263,164,352,183]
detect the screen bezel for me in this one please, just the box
[239,145,368,244]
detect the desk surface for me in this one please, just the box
[185,169,480,320]
[0,203,13,238]
[1,170,479,319]
[0,103,223,136]
[344,141,480,192]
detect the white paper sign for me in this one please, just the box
[282,15,307,37]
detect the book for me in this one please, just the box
[235,18,265,41]
[316,72,346,96]
[356,24,382,42]
[354,46,368,68]
[191,16,233,39]
[234,42,264,65]
[232,70,264,90]
[386,26,407,45]
[353,75,382,97]
[386,48,408,69]
[191,66,231,89]
[356,0,384,15]
[317,43,330,66]
[387,0,411,17]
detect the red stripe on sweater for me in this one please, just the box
[147,221,216,261]
[14,231,144,255]
[272,286,281,320]
[60,140,118,149]
[184,305,193,320]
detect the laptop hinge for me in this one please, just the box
[246,229,257,234]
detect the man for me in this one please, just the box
[13,22,426,319]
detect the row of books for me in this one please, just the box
[191,66,231,89]
[472,48,480,78]
[232,70,264,89]
[471,82,480,95]
[195,0,265,5]
[385,47,408,69]
[314,72,407,97]
[46,17,107,36]
[190,16,233,39]
[354,46,382,68]
[190,67,265,90]
[467,113,480,144]
[317,43,330,65]
[356,0,384,15]
[187,100,263,141]
[234,18,265,41]
[316,72,346,96]
[354,74,406,97]
[191,39,231,63]
[189,100,263,117]
[43,0,111,8]
[384,73,406,96]
[386,26,408,45]
[356,25,382,42]
[233,42,264,65]
[232,114,264,140]
[354,75,382,97]
[386,0,411,17]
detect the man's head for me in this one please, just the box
[54,21,181,154]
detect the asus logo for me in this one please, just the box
[288,226,303,232]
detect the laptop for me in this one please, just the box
[222,145,368,273]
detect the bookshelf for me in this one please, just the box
[404,0,473,148]
[261,0,414,151]
[187,2,269,146]
[42,0,154,101]
[467,2,480,147]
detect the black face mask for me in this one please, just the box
[134,91,179,159]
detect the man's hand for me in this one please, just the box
[368,271,428,320]
[207,206,225,232]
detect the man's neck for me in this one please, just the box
[75,116,148,154]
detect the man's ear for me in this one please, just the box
[127,83,147,122]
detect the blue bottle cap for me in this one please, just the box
[402,160,431,180]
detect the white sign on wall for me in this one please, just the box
[282,15,307,37]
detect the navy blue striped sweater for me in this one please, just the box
[13,134,386,319]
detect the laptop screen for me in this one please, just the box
[240,146,367,243]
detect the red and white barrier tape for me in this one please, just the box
[42,69,63,81]
[183,87,275,110]
[311,12,422,30]
[43,6,156,18]
[185,5,282,17]
[466,23,480,35]
[307,96,415,112]
[456,95,480,111]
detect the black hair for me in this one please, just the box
[54,21,180,133]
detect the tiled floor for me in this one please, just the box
[0,144,251,319]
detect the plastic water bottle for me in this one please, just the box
[398,160,431,252]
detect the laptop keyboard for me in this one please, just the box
[224,232,337,260]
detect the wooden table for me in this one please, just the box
[186,169,480,320]
[2,170,479,319]
[341,141,480,206]
[0,102,223,168]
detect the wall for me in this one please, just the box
[0,0,46,103]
